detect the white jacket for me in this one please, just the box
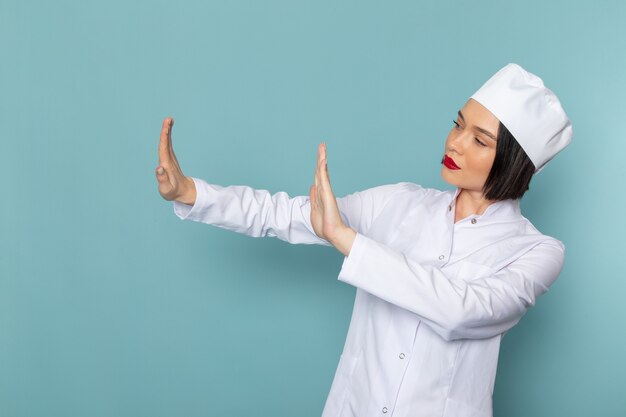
[173,178,564,417]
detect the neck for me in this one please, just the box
[454,189,495,223]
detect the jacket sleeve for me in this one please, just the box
[172,177,409,246]
[338,232,565,341]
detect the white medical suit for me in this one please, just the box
[173,177,564,417]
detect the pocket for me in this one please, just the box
[442,397,492,417]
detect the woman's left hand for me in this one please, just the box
[310,143,356,256]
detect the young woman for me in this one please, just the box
[155,63,572,417]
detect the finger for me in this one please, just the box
[310,185,316,208]
[314,143,323,188]
[155,165,170,183]
[318,143,331,190]
[321,142,330,180]
[166,117,180,168]
[320,158,330,187]
[156,165,176,200]
[319,159,339,216]
[315,187,324,209]
[314,163,320,189]
[159,117,173,165]
[165,117,185,175]
[168,117,175,155]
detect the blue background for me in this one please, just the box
[1,0,624,416]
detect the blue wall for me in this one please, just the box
[1,1,624,416]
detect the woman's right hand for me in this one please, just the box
[156,117,197,205]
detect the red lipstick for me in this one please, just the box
[443,155,461,170]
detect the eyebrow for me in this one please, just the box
[458,110,497,141]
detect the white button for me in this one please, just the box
[399,353,406,359]
[471,218,477,224]
[382,407,388,414]
[438,255,445,260]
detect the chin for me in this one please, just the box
[440,167,459,187]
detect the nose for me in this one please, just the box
[447,130,466,155]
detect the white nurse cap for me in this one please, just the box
[470,63,573,172]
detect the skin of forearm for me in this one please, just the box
[175,177,197,206]
[330,226,357,257]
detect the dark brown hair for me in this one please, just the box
[482,122,535,201]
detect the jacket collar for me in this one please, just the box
[447,188,521,221]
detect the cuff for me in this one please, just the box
[338,232,368,285]
[173,177,219,221]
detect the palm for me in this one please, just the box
[310,143,344,241]
[156,117,188,201]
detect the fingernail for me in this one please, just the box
[157,167,164,175]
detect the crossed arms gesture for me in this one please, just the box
[155,117,356,255]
